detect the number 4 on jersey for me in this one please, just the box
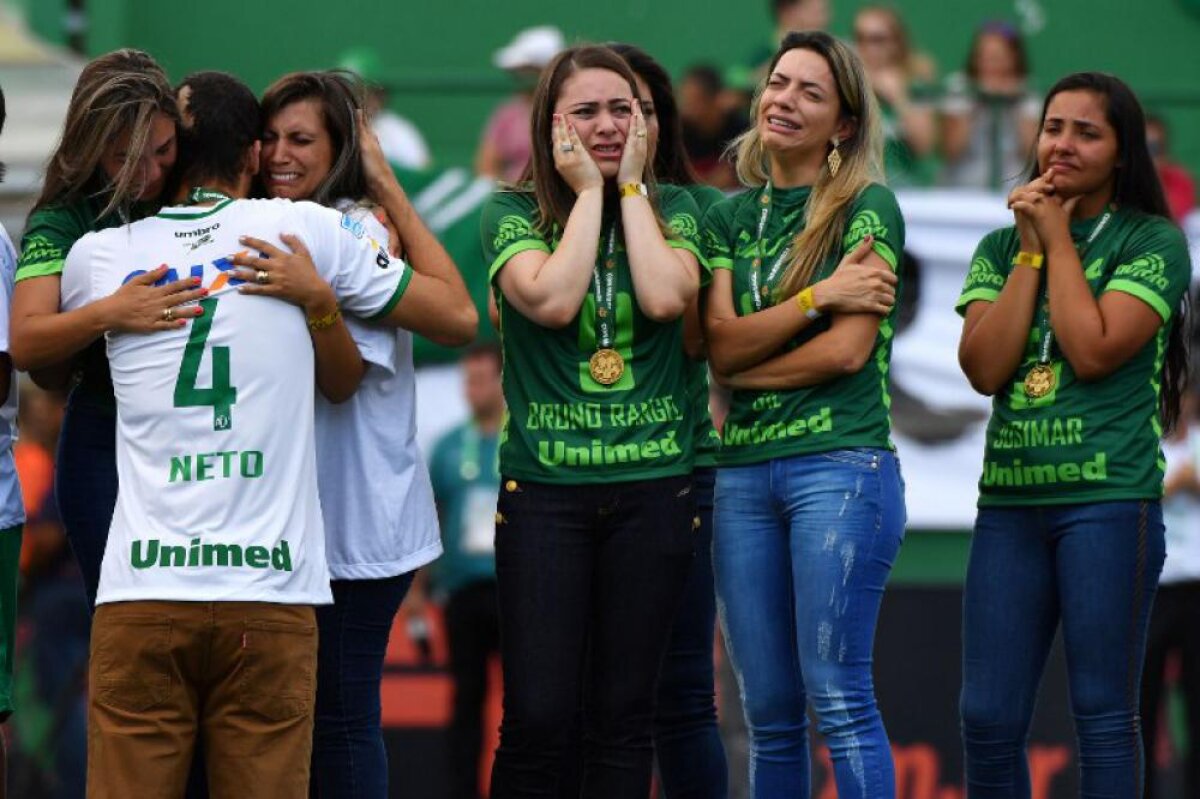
[174,297,237,431]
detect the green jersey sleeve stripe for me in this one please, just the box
[708,257,734,271]
[1104,279,1173,323]
[365,265,414,322]
[667,237,703,263]
[15,259,65,283]
[955,287,1000,315]
[487,240,552,282]
[872,240,898,270]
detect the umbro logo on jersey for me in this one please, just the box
[175,222,220,238]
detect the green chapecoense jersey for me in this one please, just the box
[480,185,705,484]
[957,208,1191,506]
[702,182,905,466]
[681,183,727,470]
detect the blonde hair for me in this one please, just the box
[36,49,178,220]
[730,31,884,299]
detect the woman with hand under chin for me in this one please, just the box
[701,30,906,799]
[479,44,703,798]
[957,72,1191,797]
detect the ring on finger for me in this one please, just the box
[162,307,174,322]
[255,269,270,285]
[636,129,646,138]
[560,143,574,153]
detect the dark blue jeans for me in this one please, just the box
[655,467,727,798]
[310,572,415,799]
[714,449,905,799]
[54,389,117,610]
[490,475,696,799]
[961,501,1165,799]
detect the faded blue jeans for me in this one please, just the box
[713,448,905,799]
[961,501,1165,799]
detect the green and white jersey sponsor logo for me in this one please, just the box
[17,233,61,265]
[1114,253,1170,291]
[668,212,698,241]
[493,214,536,253]
[132,537,294,571]
[968,256,1004,287]
[843,208,889,248]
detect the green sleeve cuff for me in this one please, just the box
[708,257,734,271]
[15,259,65,283]
[1104,279,1173,322]
[365,265,415,322]
[487,240,552,283]
[667,237,703,264]
[955,287,1000,316]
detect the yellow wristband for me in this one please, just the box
[795,286,822,320]
[619,182,648,199]
[1013,251,1044,270]
[307,306,342,331]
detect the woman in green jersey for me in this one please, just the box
[9,51,204,609]
[479,44,701,797]
[702,31,905,798]
[957,72,1189,797]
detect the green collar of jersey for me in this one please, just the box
[156,197,235,220]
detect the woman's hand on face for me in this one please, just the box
[357,110,404,198]
[232,234,336,315]
[617,99,649,185]
[1007,168,1057,252]
[552,114,603,194]
[1009,171,1078,246]
[106,266,208,333]
[811,236,898,315]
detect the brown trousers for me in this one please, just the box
[87,600,317,799]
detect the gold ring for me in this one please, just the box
[255,269,270,285]
[162,307,174,322]
[636,130,646,138]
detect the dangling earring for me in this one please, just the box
[827,137,842,178]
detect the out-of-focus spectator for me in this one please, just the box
[727,0,832,94]
[939,20,1040,192]
[340,46,432,170]
[852,5,938,186]
[678,65,744,190]
[474,26,564,183]
[11,384,88,799]
[1147,114,1196,224]
[413,344,503,799]
[1141,390,1200,799]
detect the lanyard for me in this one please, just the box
[1035,207,1114,365]
[748,182,793,312]
[459,422,500,482]
[592,224,619,348]
[186,186,232,205]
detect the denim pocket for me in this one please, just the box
[94,614,173,713]
[237,617,316,722]
[817,447,884,468]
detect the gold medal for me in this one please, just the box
[589,348,625,386]
[1023,363,1056,398]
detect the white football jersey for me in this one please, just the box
[61,196,409,605]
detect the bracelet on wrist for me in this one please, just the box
[619,182,648,199]
[1012,251,1044,270]
[307,306,342,332]
[795,286,822,320]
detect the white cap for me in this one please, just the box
[493,26,565,70]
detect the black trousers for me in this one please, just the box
[445,579,501,799]
[1141,580,1200,799]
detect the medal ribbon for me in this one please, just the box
[187,186,233,205]
[592,224,618,349]
[1034,208,1114,365]
[749,182,793,312]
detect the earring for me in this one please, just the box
[827,137,842,178]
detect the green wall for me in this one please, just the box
[16,0,1200,175]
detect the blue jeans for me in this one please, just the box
[961,501,1165,799]
[490,475,696,798]
[714,448,905,799]
[655,467,728,798]
[310,572,415,799]
[55,389,117,610]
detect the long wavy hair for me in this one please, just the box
[35,49,178,219]
[259,70,371,205]
[1034,72,1187,430]
[730,31,885,299]
[520,44,659,237]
